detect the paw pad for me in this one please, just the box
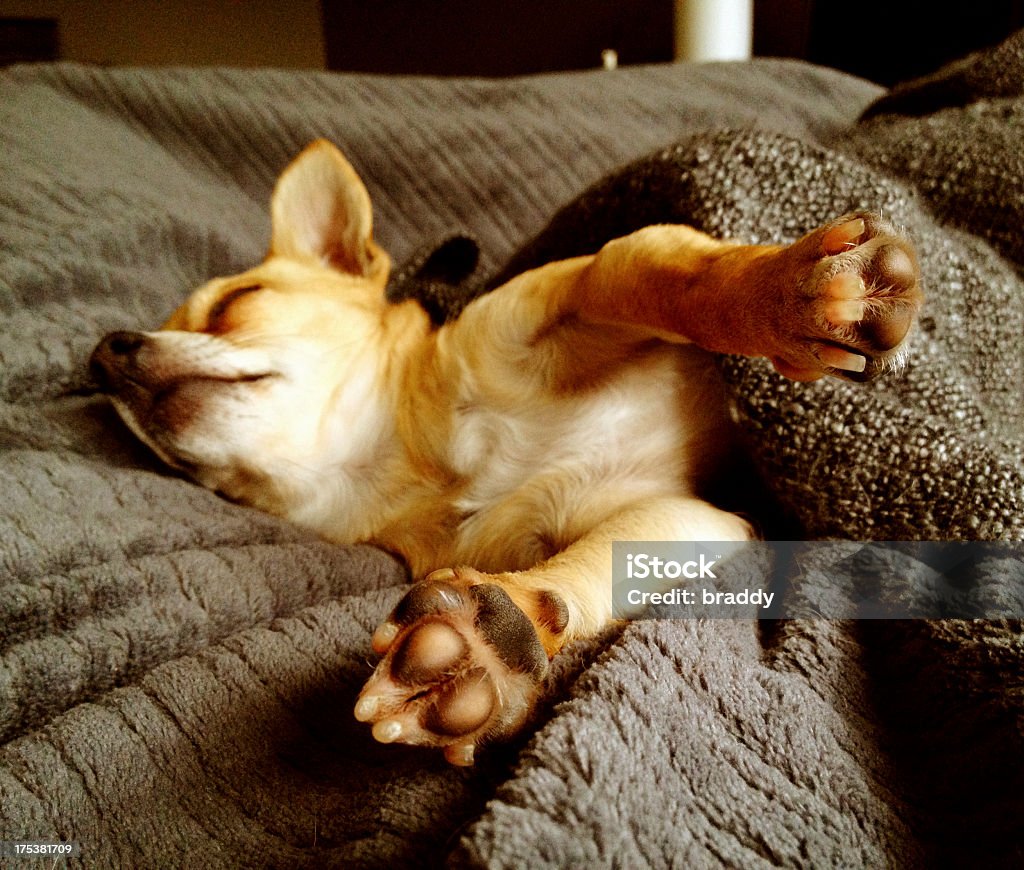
[356,570,563,763]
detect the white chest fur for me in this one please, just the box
[445,346,711,572]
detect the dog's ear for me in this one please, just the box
[269,140,386,280]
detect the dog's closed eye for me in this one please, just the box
[207,284,263,332]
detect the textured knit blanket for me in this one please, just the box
[1,30,1022,869]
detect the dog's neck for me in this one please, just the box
[280,299,454,551]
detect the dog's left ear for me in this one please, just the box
[269,140,387,281]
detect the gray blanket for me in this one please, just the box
[1,31,1021,868]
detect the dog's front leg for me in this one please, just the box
[572,213,922,381]
[355,497,750,765]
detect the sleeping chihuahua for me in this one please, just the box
[90,140,921,765]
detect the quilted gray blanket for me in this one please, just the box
[2,30,1022,868]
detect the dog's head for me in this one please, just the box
[90,141,404,520]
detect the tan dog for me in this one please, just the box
[90,140,921,765]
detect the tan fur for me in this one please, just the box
[94,140,919,694]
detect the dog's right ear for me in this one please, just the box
[269,140,387,281]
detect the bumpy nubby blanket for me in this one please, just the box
[2,31,1022,868]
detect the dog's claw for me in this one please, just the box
[354,695,380,721]
[444,742,476,767]
[822,217,867,255]
[371,622,399,654]
[372,719,404,743]
[817,345,867,373]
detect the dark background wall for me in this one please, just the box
[761,0,1024,85]
[3,0,1024,86]
[322,0,1024,85]
[322,0,675,77]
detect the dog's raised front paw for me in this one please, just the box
[355,569,557,765]
[770,213,923,382]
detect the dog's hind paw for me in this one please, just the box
[355,569,554,765]
[769,212,923,382]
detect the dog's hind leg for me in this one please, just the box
[355,496,751,765]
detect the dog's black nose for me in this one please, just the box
[89,330,147,391]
